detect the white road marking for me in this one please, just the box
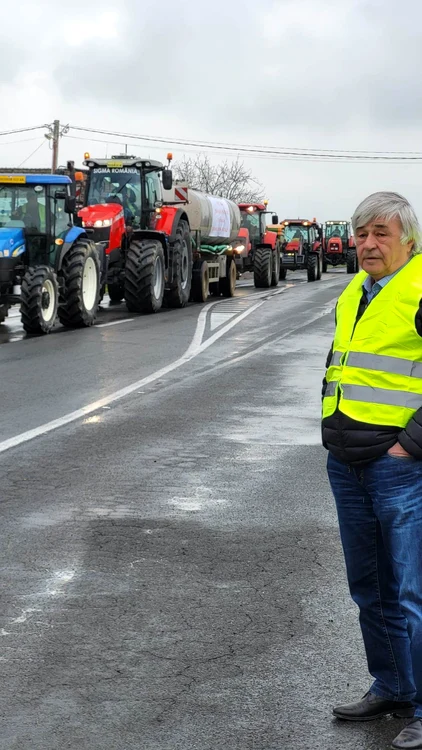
[96,318,134,328]
[0,296,264,454]
[209,312,235,331]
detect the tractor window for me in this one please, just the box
[0,185,47,233]
[240,211,260,239]
[326,223,347,240]
[283,225,309,243]
[145,171,162,209]
[50,195,70,238]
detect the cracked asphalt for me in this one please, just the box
[0,272,407,749]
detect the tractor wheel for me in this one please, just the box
[317,255,322,280]
[165,220,192,308]
[322,258,328,273]
[307,254,317,282]
[347,248,358,274]
[108,282,124,303]
[279,267,287,281]
[125,239,165,314]
[271,248,280,287]
[254,246,272,288]
[58,239,100,328]
[191,260,209,303]
[21,265,58,334]
[220,257,236,297]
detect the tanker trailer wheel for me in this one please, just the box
[166,220,192,308]
[347,248,358,274]
[107,282,124,303]
[254,246,272,288]
[21,265,58,334]
[271,248,280,287]
[307,253,317,282]
[191,260,209,303]
[220,257,236,297]
[125,239,165,314]
[58,239,101,328]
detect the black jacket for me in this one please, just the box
[322,293,422,465]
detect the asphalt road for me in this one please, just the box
[0,270,405,750]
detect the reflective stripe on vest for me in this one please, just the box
[345,351,422,378]
[331,351,342,366]
[342,384,422,410]
[325,381,338,397]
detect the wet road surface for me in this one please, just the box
[0,270,404,750]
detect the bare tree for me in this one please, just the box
[173,155,265,203]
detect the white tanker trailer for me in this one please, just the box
[163,181,241,301]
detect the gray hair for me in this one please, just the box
[351,191,422,255]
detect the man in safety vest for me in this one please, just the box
[14,192,46,231]
[323,192,422,749]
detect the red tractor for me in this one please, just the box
[279,219,324,282]
[235,202,281,288]
[76,154,238,312]
[323,221,358,274]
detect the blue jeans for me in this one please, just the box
[327,452,422,715]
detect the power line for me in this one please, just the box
[0,125,50,138]
[17,140,47,168]
[68,124,422,161]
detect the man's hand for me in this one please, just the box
[387,442,412,457]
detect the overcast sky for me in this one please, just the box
[1,0,421,221]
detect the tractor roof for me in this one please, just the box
[0,174,71,185]
[282,219,318,226]
[83,157,164,169]
[238,203,267,211]
[325,220,349,224]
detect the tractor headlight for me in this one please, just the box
[94,219,112,228]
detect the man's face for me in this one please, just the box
[355,216,413,280]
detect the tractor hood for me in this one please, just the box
[0,227,26,258]
[78,203,123,228]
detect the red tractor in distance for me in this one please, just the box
[323,221,358,274]
[235,202,281,288]
[279,219,324,282]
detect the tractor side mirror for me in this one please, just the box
[64,195,76,214]
[162,169,173,191]
[55,189,67,200]
[272,214,279,224]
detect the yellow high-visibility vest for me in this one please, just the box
[323,254,422,427]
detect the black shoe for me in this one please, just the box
[392,719,422,749]
[333,691,415,722]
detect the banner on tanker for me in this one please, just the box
[209,197,231,238]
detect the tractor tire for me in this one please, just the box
[125,239,165,314]
[322,258,328,273]
[21,265,58,334]
[220,257,236,297]
[279,267,287,281]
[271,248,280,287]
[254,246,272,288]
[191,260,209,303]
[58,239,100,328]
[108,282,124,303]
[317,255,322,280]
[307,253,317,282]
[165,220,192,308]
[347,248,358,274]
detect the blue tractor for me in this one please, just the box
[0,173,102,334]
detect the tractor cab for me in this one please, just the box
[0,175,75,291]
[238,203,278,253]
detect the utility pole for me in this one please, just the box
[51,119,60,174]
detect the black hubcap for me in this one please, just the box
[41,291,50,310]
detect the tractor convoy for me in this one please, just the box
[0,153,359,335]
